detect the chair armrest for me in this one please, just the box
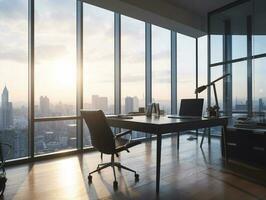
[115,130,132,138]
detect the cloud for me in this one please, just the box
[0,48,27,63]
[153,70,171,83]
[152,51,171,61]
[121,74,144,83]
[122,52,145,64]
[35,45,68,62]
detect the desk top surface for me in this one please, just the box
[107,115,228,125]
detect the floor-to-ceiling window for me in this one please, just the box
[34,0,76,155]
[121,15,145,139]
[0,0,28,160]
[152,26,171,114]
[121,16,145,114]
[177,34,196,113]
[198,36,208,114]
[83,3,114,147]
[1,0,205,162]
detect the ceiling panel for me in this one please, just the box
[164,0,237,16]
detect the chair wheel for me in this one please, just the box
[135,174,139,181]
[88,175,92,183]
[113,180,118,189]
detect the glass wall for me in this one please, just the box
[152,25,171,114]
[209,0,266,123]
[83,4,114,147]
[34,0,76,154]
[177,34,196,113]
[0,0,28,160]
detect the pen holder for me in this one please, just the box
[154,103,160,117]
[145,103,160,117]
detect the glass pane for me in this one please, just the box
[83,4,114,147]
[121,16,145,114]
[232,35,247,59]
[232,61,247,113]
[253,0,266,55]
[35,0,76,117]
[252,0,266,55]
[177,33,196,113]
[35,120,77,155]
[230,6,248,60]
[83,4,114,114]
[210,35,223,64]
[0,0,28,160]
[198,36,208,115]
[210,0,252,62]
[152,25,171,114]
[121,16,146,139]
[253,57,266,118]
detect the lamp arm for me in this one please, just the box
[212,83,220,116]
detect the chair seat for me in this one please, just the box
[115,137,141,153]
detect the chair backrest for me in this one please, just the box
[81,110,115,154]
[179,98,204,116]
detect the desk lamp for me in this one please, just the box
[195,73,231,117]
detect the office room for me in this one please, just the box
[0,0,266,199]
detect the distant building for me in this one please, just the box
[133,96,139,112]
[0,86,13,129]
[235,104,247,111]
[259,98,264,113]
[125,96,134,114]
[40,96,50,116]
[91,95,108,113]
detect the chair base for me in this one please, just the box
[88,155,139,188]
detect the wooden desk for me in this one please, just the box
[107,116,228,194]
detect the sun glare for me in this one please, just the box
[54,60,76,88]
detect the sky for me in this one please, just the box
[0,0,265,110]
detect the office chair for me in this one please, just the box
[0,143,11,197]
[81,110,141,188]
[177,98,204,149]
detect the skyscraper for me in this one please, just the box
[91,95,108,113]
[125,96,134,114]
[0,86,13,129]
[133,96,139,112]
[40,96,50,116]
[259,98,264,113]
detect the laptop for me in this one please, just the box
[168,98,204,119]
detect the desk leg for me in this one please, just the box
[156,134,162,194]
[222,125,228,163]
[208,128,211,144]
[200,128,206,148]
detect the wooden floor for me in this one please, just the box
[4,135,266,200]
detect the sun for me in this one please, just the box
[54,59,76,88]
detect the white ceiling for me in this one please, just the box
[164,0,237,16]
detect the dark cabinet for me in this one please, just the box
[226,128,266,167]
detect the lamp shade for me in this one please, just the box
[195,85,207,94]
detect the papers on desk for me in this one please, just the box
[106,114,133,119]
[167,115,201,119]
